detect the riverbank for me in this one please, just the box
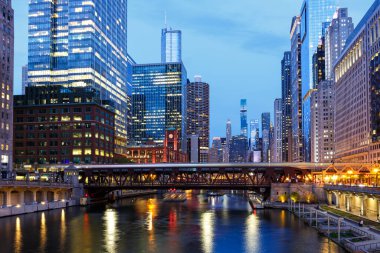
[288,203,380,252]
[0,199,76,218]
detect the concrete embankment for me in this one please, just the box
[0,200,77,218]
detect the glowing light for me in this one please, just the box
[245,214,260,252]
[15,217,22,253]
[103,209,119,253]
[201,212,215,253]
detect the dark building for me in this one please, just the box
[0,0,13,174]
[13,86,115,167]
[281,52,291,162]
[229,135,248,163]
[186,76,209,163]
[312,39,326,88]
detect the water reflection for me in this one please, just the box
[14,217,22,253]
[201,211,215,253]
[60,209,66,250]
[245,213,260,252]
[40,212,46,252]
[103,209,120,253]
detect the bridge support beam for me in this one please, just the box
[360,196,367,216]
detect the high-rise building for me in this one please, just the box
[22,65,27,95]
[187,134,200,163]
[334,0,380,163]
[250,119,259,151]
[290,16,303,162]
[281,51,291,162]
[208,137,224,163]
[186,76,209,163]
[273,99,283,163]
[311,80,334,163]
[240,99,248,137]
[312,39,326,88]
[161,27,182,63]
[229,135,248,163]
[130,63,187,152]
[28,0,131,153]
[299,0,337,162]
[261,112,271,162]
[225,119,232,161]
[14,86,115,166]
[0,0,13,175]
[325,8,354,80]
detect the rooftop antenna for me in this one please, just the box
[164,11,167,29]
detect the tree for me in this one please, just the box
[290,192,300,203]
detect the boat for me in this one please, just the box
[207,191,224,197]
[163,191,187,202]
[248,193,265,209]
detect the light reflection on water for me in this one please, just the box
[2,193,346,253]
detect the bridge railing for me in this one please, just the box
[0,180,73,188]
[324,185,380,195]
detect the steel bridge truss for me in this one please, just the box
[79,167,309,191]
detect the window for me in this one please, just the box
[72,149,82,155]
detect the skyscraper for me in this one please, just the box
[130,63,187,152]
[250,119,259,151]
[161,27,182,63]
[300,0,337,162]
[28,0,131,153]
[186,76,210,163]
[22,65,27,95]
[273,99,283,163]
[325,8,354,80]
[281,51,291,162]
[261,112,271,162]
[0,0,13,174]
[229,135,248,163]
[240,99,248,137]
[226,119,232,145]
[334,0,380,163]
[290,16,303,162]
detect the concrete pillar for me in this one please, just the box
[42,191,47,202]
[327,192,333,205]
[5,190,11,207]
[346,195,351,212]
[334,192,340,208]
[360,196,367,216]
[54,191,60,201]
[19,191,25,206]
[32,190,37,204]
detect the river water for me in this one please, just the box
[0,191,346,253]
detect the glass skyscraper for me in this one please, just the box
[161,28,182,63]
[130,63,187,152]
[300,0,337,161]
[281,51,291,162]
[261,112,271,162]
[250,119,259,151]
[240,99,248,137]
[28,0,131,153]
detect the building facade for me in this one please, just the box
[300,0,337,162]
[281,51,292,162]
[261,112,271,162]
[22,65,27,95]
[250,119,259,151]
[161,28,182,63]
[290,16,303,162]
[273,99,283,162]
[334,1,380,162]
[186,76,209,163]
[0,0,13,174]
[28,0,131,152]
[229,135,248,163]
[208,137,224,163]
[130,63,187,152]
[325,8,354,80]
[240,99,248,138]
[13,86,115,166]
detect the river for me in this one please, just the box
[0,191,346,253]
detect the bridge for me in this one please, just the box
[73,163,372,195]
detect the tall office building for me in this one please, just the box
[290,16,303,162]
[299,0,337,161]
[281,51,291,162]
[261,112,271,162]
[273,99,283,162]
[226,119,232,144]
[325,8,354,80]
[130,63,187,152]
[250,119,259,151]
[28,0,131,153]
[229,135,248,163]
[334,0,380,163]
[240,99,248,137]
[161,27,182,63]
[0,0,13,174]
[21,65,27,95]
[208,137,224,163]
[186,76,210,163]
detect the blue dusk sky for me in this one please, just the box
[13,0,373,139]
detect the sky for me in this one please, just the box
[13,0,374,140]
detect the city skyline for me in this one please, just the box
[13,0,374,139]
